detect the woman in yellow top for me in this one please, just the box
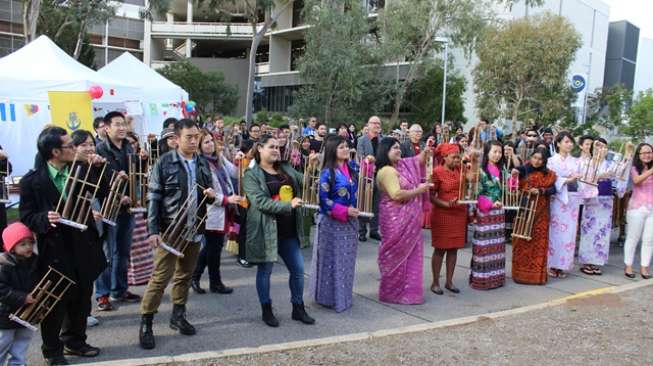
[375,137,433,305]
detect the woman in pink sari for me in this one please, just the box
[376,137,433,305]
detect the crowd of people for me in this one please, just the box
[0,112,651,365]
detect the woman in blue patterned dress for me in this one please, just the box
[309,135,360,312]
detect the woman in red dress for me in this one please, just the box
[429,144,468,295]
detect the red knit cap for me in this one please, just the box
[2,222,35,253]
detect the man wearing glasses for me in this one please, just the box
[517,128,540,160]
[20,126,106,364]
[400,124,425,158]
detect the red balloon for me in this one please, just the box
[89,85,103,99]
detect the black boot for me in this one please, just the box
[291,303,315,325]
[261,303,279,327]
[139,314,155,350]
[191,279,206,294]
[210,281,234,294]
[169,304,196,335]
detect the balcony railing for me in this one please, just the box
[150,21,262,39]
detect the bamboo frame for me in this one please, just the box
[128,153,148,213]
[54,158,106,231]
[301,156,321,210]
[610,141,635,181]
[356,158,375,218]
[501,172,521,211]
[457,126,481,204]
[9,266,76,331]
[579,140,608,187]
[159,184,209,258]
[0,159,8,203]
[146,134,159,168]
[100,170,128,226]
[511,190,539,241]
[517,142,535,162]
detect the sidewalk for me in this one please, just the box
[26,229,644,365]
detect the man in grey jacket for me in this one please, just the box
[356,116,382,242]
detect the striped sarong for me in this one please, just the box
[128,212,154,286]
[470,208,505,290]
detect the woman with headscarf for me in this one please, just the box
[510,148,557,285]
[429,143,468,295]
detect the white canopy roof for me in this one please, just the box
[99,52,189,102]
[0,35,142,102]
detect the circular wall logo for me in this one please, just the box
[571,75,586,93]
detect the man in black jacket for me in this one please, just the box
[94,111,140,311]
[20,126,106,365]
[138,119,215,350]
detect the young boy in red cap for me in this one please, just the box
[0,222,38,365]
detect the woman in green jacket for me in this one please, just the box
[243,134,316,327]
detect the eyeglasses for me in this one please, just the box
[527,134,538,138]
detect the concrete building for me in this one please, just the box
[144,0,395,117]
[0,0,144,67]
[603,20,640,91]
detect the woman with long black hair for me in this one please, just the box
[243,135,316,327]
[469,140,506,290]
[309,135,360,312]
[623,142,653,279]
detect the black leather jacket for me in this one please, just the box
[147,150,214,236]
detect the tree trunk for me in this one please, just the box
[22,0,42,42]
[73,5,92,60]
[244,0,295,127]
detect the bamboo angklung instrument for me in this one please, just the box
[457,125,482,204]
[511,190,539,241]
[128,153,148,213]
[54,158,107,231]
[501,171,521,211]
[356,158,375,218]
[159,184,209,257]
[9,266,76,331]
[100,169,129,226]
[579,140,608,187]
[610,141,635,181]
[301,155,321,210]
[146,134,159,169]
[0,159,9,203]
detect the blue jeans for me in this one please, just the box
[95,211,134,298]
[256,237,305,305]
[0,327,32,366]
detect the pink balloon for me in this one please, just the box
[89,85,103,99]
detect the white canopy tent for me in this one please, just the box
[0,35,143,176]
[99,52,188,136]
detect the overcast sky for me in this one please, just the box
[602,0,653,39]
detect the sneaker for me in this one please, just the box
[111,291,141,303]
[96,296,114,312]
[87,315,99,327]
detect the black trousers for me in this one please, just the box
[193,231,225,285]
[40,279,93,358]
[237,206,247,261]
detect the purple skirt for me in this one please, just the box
[309,214,359,312]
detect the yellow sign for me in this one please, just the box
[48,91,94,132]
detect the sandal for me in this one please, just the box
[557,270,568,279]
[548,269,559,278]
[592,265,602,276]
[580,266,594,276]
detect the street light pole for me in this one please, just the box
[434,37,449,135]
[441,41,448,134]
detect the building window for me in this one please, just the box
[290,40,305,71]
[292,0,304,28]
